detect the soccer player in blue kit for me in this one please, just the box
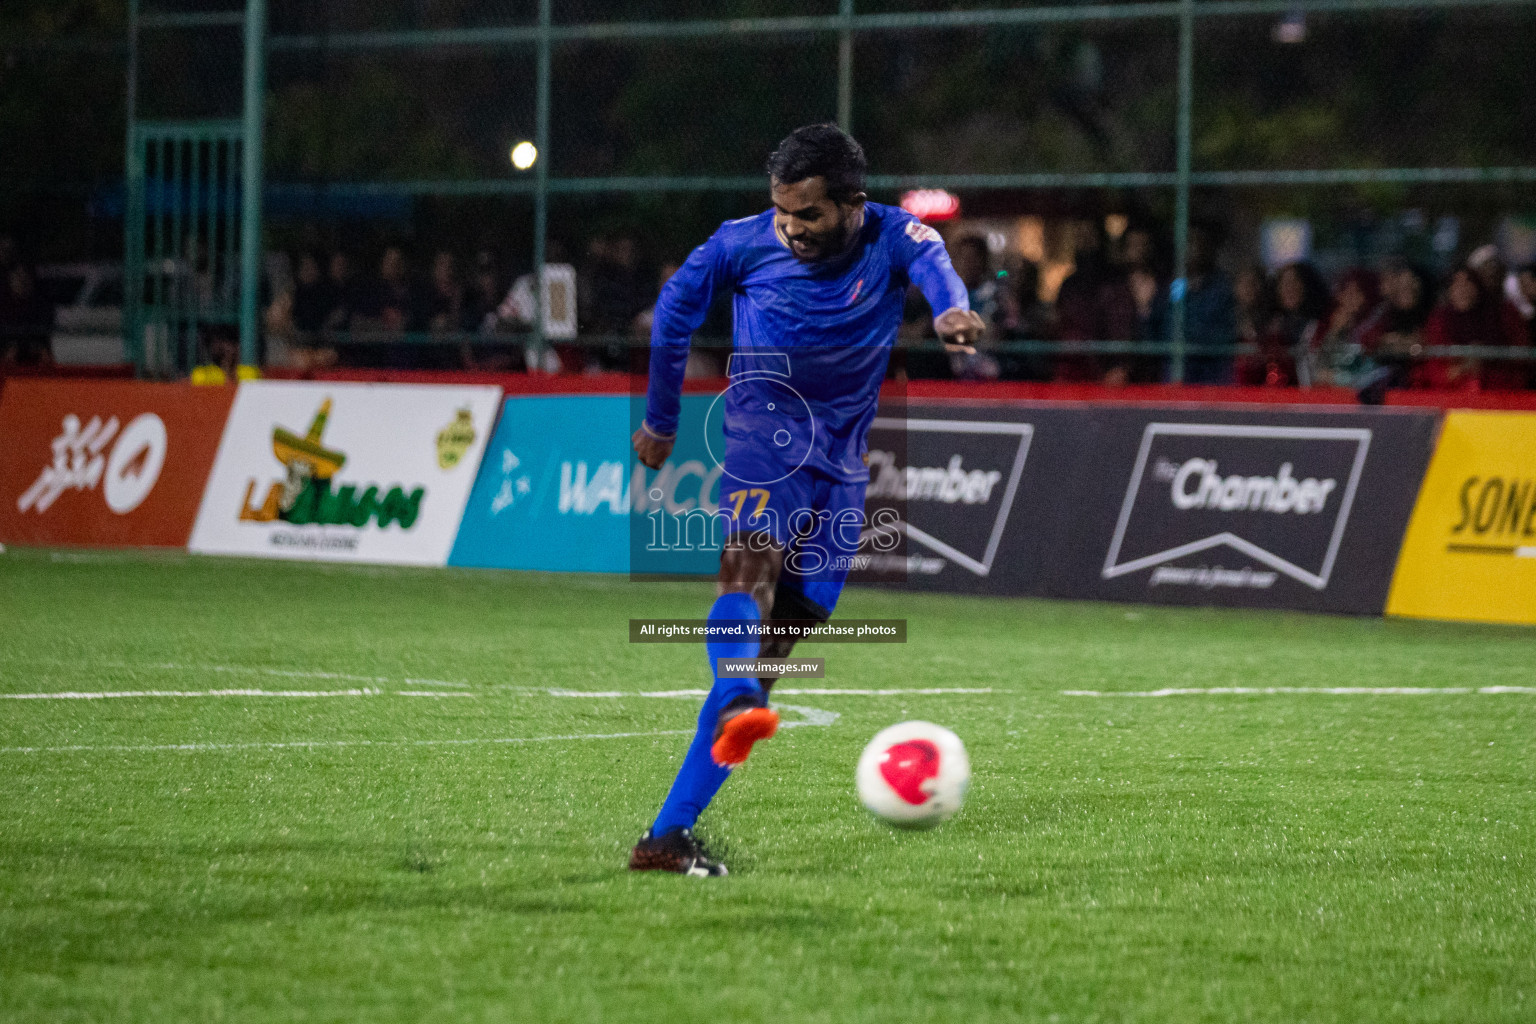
[628,124,984,876]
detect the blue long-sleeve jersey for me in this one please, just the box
[644,202,969,483]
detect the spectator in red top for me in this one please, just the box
[1354,262,1434,394]
[1358,263,1432,352]
[1421,265,1528,390]
[1468,245,1528,319]
[1233,264,1270,348]
[1241,262,1328,387]
[1308,268,1380,387]
[1054,221,1136,383]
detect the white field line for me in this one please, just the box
[1064,686,1536,697]
[546,687,991,698]
[545,689,707,698]
[776,688,991,696]
[46,550,188,564]
[2,688,383,700]
[0,688,472,700]
[0,704,840,755]
[0,657,470,690]
[130,663,470,689]
[0,729,693,755]
[773,703,840,728]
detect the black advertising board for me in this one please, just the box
[1043,406,1441,614]
[855,403,1088,596]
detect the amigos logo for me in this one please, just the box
[238,399,425,530]
[190,380,500,566]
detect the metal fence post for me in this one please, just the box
[239,0,267,368]
[532,0,552,367]
[1170,0,1194,384]
[123,0,144,372]
[837,0,854,132]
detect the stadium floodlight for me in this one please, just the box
[510,141,538,170]
[1272,10,1307,42]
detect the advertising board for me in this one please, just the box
[0,379,233,547]
[1386,411,1536,625]
[449,394,723,575]
[189,381,501,565]
[1044,407,1440,613]
[451,396,1082,594]
[448,396,1441,616]
[857,404,1085,596]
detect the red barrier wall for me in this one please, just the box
[280,367,1536,411]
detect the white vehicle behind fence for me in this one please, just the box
[37,263,126,366]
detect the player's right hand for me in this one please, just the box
[632,424,674,470]
[935,307,986,354]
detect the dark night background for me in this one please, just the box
[3,0,1533,267]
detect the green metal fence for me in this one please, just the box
[125,0,265,371]
[123,0,1536,379]
[124,119,245,374]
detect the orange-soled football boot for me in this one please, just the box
[710,703,780,768]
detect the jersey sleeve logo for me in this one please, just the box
[905,220,943,245]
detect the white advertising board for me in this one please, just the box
[190,381,502,565]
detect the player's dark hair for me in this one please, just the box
[766,124,867,204]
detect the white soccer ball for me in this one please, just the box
[856,721,970,829]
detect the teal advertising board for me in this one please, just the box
[449,394,724,575]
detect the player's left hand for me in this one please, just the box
[935,307,986,353]
[632,424,674,470]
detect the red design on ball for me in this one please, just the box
[878,740,940,805]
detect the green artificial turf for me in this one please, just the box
[0,547,1533,1023]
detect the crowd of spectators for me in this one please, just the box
[7,222,1534,393]
[1224,244,1534,394]
[260,222,1536,393]
[911,223,1536,395]
[264,235,666,374]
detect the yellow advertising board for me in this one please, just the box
[1387,411,1536,625]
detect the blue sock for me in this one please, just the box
[650,591,763,837]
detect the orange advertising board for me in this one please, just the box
[0,380,234,547]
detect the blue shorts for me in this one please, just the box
[717,444,867,619]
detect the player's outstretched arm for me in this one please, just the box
[896,214,982,354]
[637,232,734,464]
